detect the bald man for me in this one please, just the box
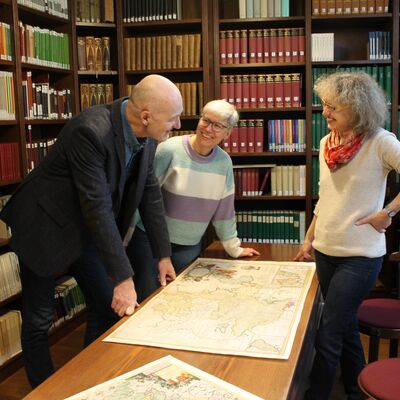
[0,75,183,387]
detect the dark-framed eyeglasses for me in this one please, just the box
[199,116,229,132]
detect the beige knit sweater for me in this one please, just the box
[313,128,400,258]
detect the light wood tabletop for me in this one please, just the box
[24,242,320,400]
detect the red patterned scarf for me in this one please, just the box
[324,131,365,171]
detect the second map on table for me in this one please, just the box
[104,258,315,359]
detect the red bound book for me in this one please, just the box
[253,169,260,196]
[255,119,264,153]
[233,30,240,64]
[249,75,258,109]
[291,28,299,62]
[277,29,285,63]
[256,29,263,63]
[284,29,291,62]
[291,73,301,107]
[219,31,227,65]
[266,74,275,109]
[270,29,278,63]
[248,30,257,63]
[283,74,292,108]
[263,29,270,63]
[247,119,255,153]
[227,75,235,105]
[230,125,239,153]
[226,30,234,65]
[242,169,249,196]
[220,75,228,101]
[274,74,284,108]
[19,22,26,62]
[238,120,247,153]
[240,30,248,63]
[234,75,243,109]
[242,75,250,109]
[238,170,244,196]
[222,133,231,152]
[233,170,238,195]
[259,168,271,194]
[257,75,266,108]
[298,28,305,62]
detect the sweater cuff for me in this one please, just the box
[221,237,244,258]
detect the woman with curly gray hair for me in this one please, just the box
[295,71,400,400]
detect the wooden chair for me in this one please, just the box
[357,298,400,363]
[358,358,400,400]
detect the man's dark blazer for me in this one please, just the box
[0,97,171,283]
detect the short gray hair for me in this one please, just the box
[314,71,388,134]
[202,100,239,127]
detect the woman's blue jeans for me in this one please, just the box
[126,227,202,303]
[304,250,383,400]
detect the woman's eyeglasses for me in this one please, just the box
[199,116,229,132]
[321,99,337,112]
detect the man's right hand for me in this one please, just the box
[111,278,139,317]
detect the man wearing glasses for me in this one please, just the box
[126,99,260,302]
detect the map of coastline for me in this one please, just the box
[105,258,315,359]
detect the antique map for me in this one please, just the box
[105,258,315,359]
[65,355,262,400]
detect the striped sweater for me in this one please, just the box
[152,135,242,257]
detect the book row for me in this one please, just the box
[0,143,21,182]
[0,196,11,240]
[21,72,73,120]
[77,36,111,72]
[51,276,86,330]
[236,210,306,244]
[0,252,21,303]
[123,0,182,22]
[175,82,203,117]
[19,22,70,69]
[311,33,334,62]
[17,0,68,19]
[25,128,56,173]
[223,119,264,153]
[312,66,392,106]
[80,83,114,111]
[220,73,302,109]
[233,164,307,197]
[270,165,306,196]
[0,71,15,120]
[368,31,391,60]
[0,310,22,367]
[237,0,290,18]
[234,166,274,196]
[312,0,389,15]
[267,119,306,152]
[219,28,305,65]
[123,34,202,72]
[311,31,392,62]
[0,22,12,61]
[76,0,115,23]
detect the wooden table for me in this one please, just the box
[24,243,321,400]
